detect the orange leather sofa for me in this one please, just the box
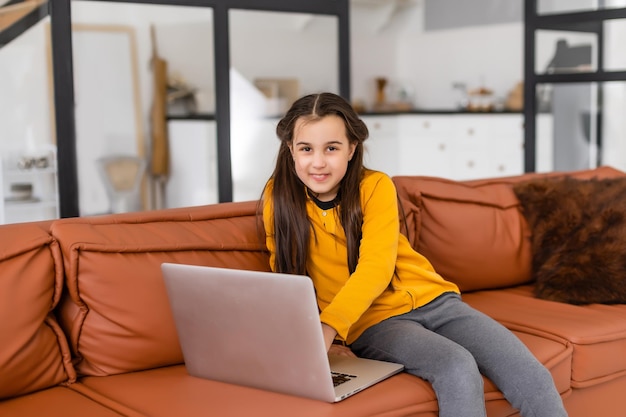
[2,166,625,417]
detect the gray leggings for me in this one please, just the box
[350,292,568,417]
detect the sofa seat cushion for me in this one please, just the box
[0,221,75,400]
[76,365,440,417]
[52,201,271,377]
[506,328,572,395]
[464,286,626,388]
[0,386,125,417]
[75,364,526,417]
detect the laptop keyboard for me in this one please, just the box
[331,372,357,387]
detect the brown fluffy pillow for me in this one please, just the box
[513,176,626,304]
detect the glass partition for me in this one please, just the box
[70,1,215,214]
[599,81,626,170]
[604,18,626,71]
[229,9,339,202]
[536,81,626,173]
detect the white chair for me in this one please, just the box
[96,155,146,214]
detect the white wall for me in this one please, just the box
[396,22,524,109]
[229,10,339,97]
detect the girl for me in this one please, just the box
[261,92,567,417]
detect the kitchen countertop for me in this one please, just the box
[358,109,522,116]
[167,109,524,121]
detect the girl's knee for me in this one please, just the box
[426,347,484,391]
[448,350,483,384]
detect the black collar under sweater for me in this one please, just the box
[306,188,341,211]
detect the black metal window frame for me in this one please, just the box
[523,0,626,172]
[49,0,350,217]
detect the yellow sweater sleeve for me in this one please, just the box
[318,173,400,340]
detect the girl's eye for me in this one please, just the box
[327,146,337,151]
[300,146,311,152]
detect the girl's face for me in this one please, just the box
[289,115,356,202]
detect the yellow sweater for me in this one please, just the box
[263,170,459,345]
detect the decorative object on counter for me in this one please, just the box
[505,81,523,111]
[374,77,388,108]
[390,80,415,111]
[466,86,494,112]
[372,77,414,112]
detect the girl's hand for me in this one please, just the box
[322,323,357,357]
[321,323,338,352]
[329,343,357,358]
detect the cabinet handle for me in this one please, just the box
[373,122,381,129]
[423,121,430,129]
[438,143,446,151]
[498,164,505,172]
[467,128,474,136]
[467,160,475,168]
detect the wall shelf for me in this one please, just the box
[1,146,59,224]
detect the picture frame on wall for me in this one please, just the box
[46,23,146,215]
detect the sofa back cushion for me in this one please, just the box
[0,222,75,399]
[394,176,530,292]
[392,166,625,292]
[53,201,269,377]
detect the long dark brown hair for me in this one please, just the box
[263,92,369,276]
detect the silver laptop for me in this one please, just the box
[161,263,404,403]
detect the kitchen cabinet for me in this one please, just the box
[362,113,553,181]
[1,146,59,224]
[401,114,520,180]
[397,114,457,178]
[361,116,399,175]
